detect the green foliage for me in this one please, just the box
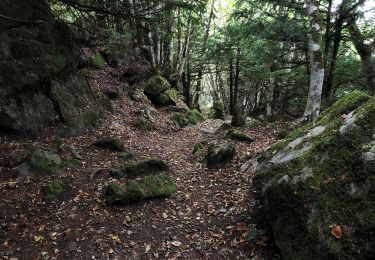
[192,142,204,156]
[104,175,177,205]
[43,180,64,200]
[172,112,187,128]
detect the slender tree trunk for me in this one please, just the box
[348,21,375,94]
[233,42,241,108]
[193,0,216,106]
[303,0,325,121]
[229,56,234,115]
[267,70,275,117]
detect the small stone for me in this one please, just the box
[171,241,182,247]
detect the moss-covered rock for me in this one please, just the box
[104,175,177,205]
[205,143,235,169]
[143,75,178,107]
[171,109,204,128]
[121,158,169,176]
[93,136,124,151]
[14,147,79,182]
[93,52,105,69]
[226,130,254,143]
[171,112,188,128]
[43,179,65,200]
[212,101,225,120]
[129,84,150,103]
[187,109,205,125]
[193,143,204,157]
[135,117,153,132]
[244,91,375,259]
[60,109,102,136]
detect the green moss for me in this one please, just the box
[93,52,105,69]
[43,180,64,200]
[93,136,124,151]
[135,117,153,131]
[104,175,177,204]
[121,158,169,176]
[254,92,375,259]
[61,109,102,136]
[144,75,171,97]
[192,143,204,156]
[172,112,187,128]
[225,130,254,143]
[164,89,178,103]
[187,109,205,125]
[212,101,225,119]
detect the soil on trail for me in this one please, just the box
[0,66,277,259]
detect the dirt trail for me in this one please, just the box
[0,67,277,259]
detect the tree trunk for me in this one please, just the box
[267,70,275,117]
[348,21,375,95]
[303,0,325,121]
[229,56,234,115]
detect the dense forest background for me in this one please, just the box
[51,0,374,120]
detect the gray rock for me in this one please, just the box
[205,143,235,169]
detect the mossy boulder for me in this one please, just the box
[104,175,177,205]
[43,180,65,200]
[231,113,246,127]
[129,84,150,103]
[135,117,153,131]
[171,109,205,128]
[243,91,375,259]
[121,158,169,176]
[0,0,82,133]
[212,101,225,120]
[143,76,177,107]
[14,147,78,182]
[93,52,106,69]
[93,136,124,151]
[205,143,236,169]
[225,130,254,143]
[187,109,205,125]
[59,109,102,137]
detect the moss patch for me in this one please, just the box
[121,158,169,177]
[187,109,205,125]
[225,130,254,143]
[104,175,177,205]
[135,117,153,132]
[93,136,124,151]
[93,52,105,69]
[172,109,205,128]
[212,101,225,119]
[252,91,375,259]
[43,180,65,200]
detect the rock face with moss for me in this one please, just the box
[121,158,169,176]
[243,91,375,259]
[212,101,225,120]
[144,76,177,107]
[206,143,235,169]
[104,175,177,205]
[14,147,78,183]
[0,0,99,133]
[171,109,205,128]
[226,130,254,143]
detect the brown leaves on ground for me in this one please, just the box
[0,64,278,259]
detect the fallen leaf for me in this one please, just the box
[330,225,342,238]
[171,241,182,247]
[145,244,151,253]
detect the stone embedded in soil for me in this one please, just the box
[43,179,65,200]
[121,158,169,176]
[205,143,236,169]
[92,136,125,152]
[104,175,177,205]
[225,130,254,143]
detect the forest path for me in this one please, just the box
[0,67,277,259]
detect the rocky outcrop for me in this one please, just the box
[0,0,99,133]
[243,91,375,259]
